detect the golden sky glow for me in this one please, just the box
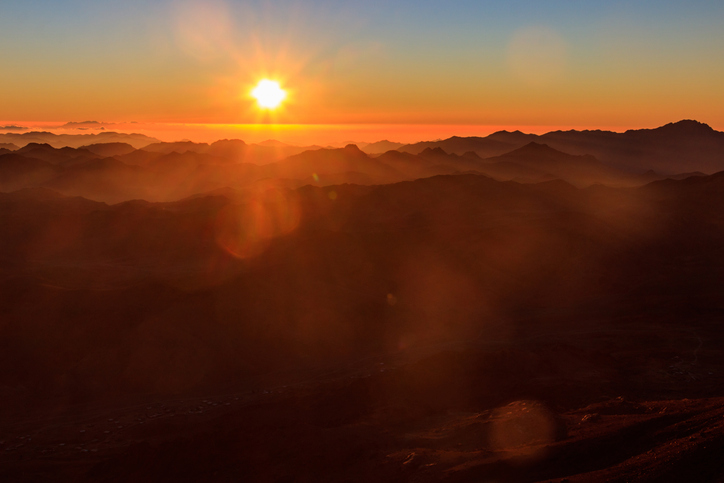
[0,1,723,141]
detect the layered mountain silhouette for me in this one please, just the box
[0,130,159,149]
[2,120,722,204]
[399,135,515,158]
[385,143,661,187]
[2,121,724,481]
[358,139,406,154]
[3,120,721,176]
[1,169,723,397]
[15,142,99,165]
[395,120,724,175]
[140,139,327,164]
[79,142,136,157]
[0,153,61,191]
[260,144,405,185]
[538,120,724,174]
[477,141,633,186]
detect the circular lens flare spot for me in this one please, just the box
[215,188,301,259]
[251,79,287,109]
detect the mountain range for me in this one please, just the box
[1,120,724,482]
[398,119,724,175]
[0,130,159,149]
[0,120,721,203]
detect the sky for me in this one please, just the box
[1,0,723,142]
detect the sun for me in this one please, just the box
[251,79,287,109]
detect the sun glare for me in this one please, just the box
[251,79,287,109]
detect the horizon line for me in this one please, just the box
[1,119,718,145]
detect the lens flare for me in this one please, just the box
[214,187,301,259]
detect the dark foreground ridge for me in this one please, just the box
[0,167,724,481]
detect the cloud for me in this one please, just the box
[0,125,28,131]
[61,121,114,130]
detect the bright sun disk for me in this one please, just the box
[251,79,287,109]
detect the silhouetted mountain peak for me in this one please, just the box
[486,130,539,145]
[446,135,481,141]
[506,142,562,157]
[18,142,55,152]
[462,151,482,160]
[659,119,715,134]
[360,139,405,154]
[79,142,136,157]
[420,147,448,156]
[21,131,54,137]
[206,139,249,161]
[211,139,247,148]
[626,119,716,137]
[343,144,365,155]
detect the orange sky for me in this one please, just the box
[1,1,723,143]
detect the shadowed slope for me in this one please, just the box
[1,171,724,481]
[79,142,136,157]
[0,131,159,149]
[399,135,516,157]
[394,120,724,175]
[1,171,723,398]
[261,144,407,185]
[539,120,724,174]
[0,154,62,191]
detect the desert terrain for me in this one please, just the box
[1,121,724,481]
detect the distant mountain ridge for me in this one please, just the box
[0,131,160,149]
[0,120,721,203]
[139,139,329,164]
[399,135,515,158]
[395,120,724,175]
[79,142,136,157]
[1,125,719,203]
[360,139,406,154]
[1,119,721,174]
